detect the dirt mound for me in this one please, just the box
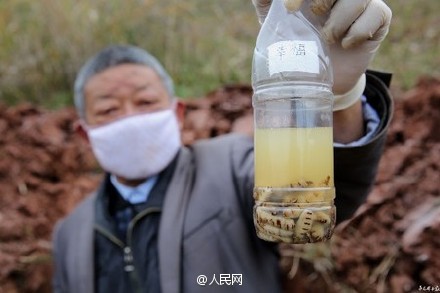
[0,105,101,292]
[281,77,440,292]
[332,76,440,291]
[0,78,439,292]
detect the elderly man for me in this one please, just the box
[52,0,393,292]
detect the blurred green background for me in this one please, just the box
[0,0,439,109]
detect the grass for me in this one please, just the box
[0,0,439,109]
[371,0,440,91]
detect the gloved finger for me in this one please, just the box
[341,0,392,48]
[252,0,272,10]
[309,0,337,16]
[321,0,373,44]
[252,0,272,22]
[284,0,304,12]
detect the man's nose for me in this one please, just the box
[122,102,139,117]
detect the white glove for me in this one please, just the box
[251,0,392,111]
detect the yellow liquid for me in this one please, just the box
[255,127,334,188]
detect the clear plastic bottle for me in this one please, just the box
[252,0,335,243]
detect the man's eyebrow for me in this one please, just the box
[95,93,114,100]
[134,84,148,92]
[92,83,149,100]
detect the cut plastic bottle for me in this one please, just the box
[252,0,336,244]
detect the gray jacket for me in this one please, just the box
[53,71,393,293]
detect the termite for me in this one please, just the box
[294,209,314,238]
[256,208,296,231]
[314,211,331,224]
[310,222,326,241]
[323,175,331,186]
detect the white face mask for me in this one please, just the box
[85,109,181,180]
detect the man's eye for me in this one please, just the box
[98,107,118,115]
[138,100,153,106]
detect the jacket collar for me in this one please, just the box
[68,147,192,293]
[158,147,194,293]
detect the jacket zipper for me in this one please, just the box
[95,207,161,293]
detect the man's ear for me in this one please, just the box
[174,99,186,130]
[73,120,90,144]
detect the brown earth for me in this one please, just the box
[0,78,439,292]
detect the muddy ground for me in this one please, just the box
[0,78,439,292]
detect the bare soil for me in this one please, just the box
[0,78,438,292]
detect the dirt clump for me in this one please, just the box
[0,78,439,292]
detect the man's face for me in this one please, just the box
[83,64,172,126]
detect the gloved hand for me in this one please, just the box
[251,0,392,111]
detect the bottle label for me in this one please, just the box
[268,40,319,76]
